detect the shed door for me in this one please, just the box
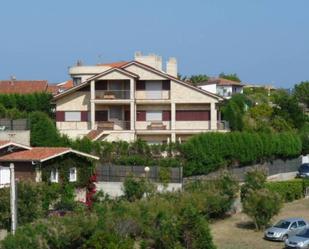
[0,167,10,185]
[146,81,162,99]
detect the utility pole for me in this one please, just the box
[10,163,17,235]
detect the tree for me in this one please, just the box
[243,188,282,230]
[29,111,61,146]
[221,94,251,131]
[294,81,309,107]
[219,73,241,82]
[189,74,209,85]
[272,90,307,129]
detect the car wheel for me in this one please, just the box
[282,235,288,241]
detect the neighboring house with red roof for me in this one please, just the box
[48,80,74,95]
[197,77,244,99]
[54,52,228,144]
[0,141,98,186]
[0,80,49,94]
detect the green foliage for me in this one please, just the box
[299,124,309,155]
[189,74,209,85]
[265,180,304,202]
[240,168,267,201]
[0,182,64,230]
[242,188,282,230]
[219,72,241,82]
[29,111,61,146]
[294,81,309,107]
[221,94,251,131]
[1,176,235,249]
[0,93,53,117]
[42,155,95,188]
[272,90,307,129]
[123,177,155,201]
[241,169,283,230]
[181,132,302,176]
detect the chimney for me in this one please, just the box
[166,57,177,77]
[134,52,162,71]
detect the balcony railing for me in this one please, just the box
[97,120,131,130]
[95,90,130,100]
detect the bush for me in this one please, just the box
[243,188,282,230]
[266,180,304,202]
[181,132,302,176]
[122,177,155,202]
[240,168,267,201]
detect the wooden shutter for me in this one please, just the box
[136,111,146,121]
[136,80,146,90]
[56,111,65,121]
[176,110,210,121]
[162,110,171,121]
[162,80,170,90]
[81,111,89,121]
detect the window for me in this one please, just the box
[146,111,162,121]
[65,111,81,121]
[109,106,122,120]
[50,169,58,183]
[298,221,306,227]
[73,77,82,86]
[69,167,77,182]
[290,222,297,229]
[0,167,10,185]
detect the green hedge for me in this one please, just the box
[265,179,309,202]
[180,132,302,176]
[265,180,304,202]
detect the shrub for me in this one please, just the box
[240,168,267,201]
[243,188,282,230]
[181,132,302,176]
[266,180,304,202]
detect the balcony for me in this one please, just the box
[95,90,130,100]
[96,120,130,130]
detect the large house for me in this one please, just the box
[197,77,244,99]
[53,52,228,144]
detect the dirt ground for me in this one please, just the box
[210,198,309,249]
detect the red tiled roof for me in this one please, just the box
[204,78,244,86]
[97,61,129,68]
[0,80,48,94]
[0,140,31,150]
[48,80,74,94]
[0,147,70,161]
[86,129,104,141]
[0,146,99,162]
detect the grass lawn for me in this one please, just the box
[210,198,309,249]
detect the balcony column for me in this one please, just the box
[130,79,134,99]
[171,102,176,130]
[90,80,95,129]
[210,102,217,130]
[130,102,135,131]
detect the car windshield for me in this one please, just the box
[297,229,309,238]
[274,220,291,229]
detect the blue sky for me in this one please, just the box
[1,0,309,87]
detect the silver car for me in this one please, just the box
[264,218,309,241]
[285,228,309,248]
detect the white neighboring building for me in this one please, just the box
[198,78,244,99]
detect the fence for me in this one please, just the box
[96,164,183,183]
[184,157,301,183]
[0,119,29,130]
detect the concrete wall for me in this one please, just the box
[56,91,90,111]
[125,64,166,80]
[0,130,30,146]
[96,181,182,198]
